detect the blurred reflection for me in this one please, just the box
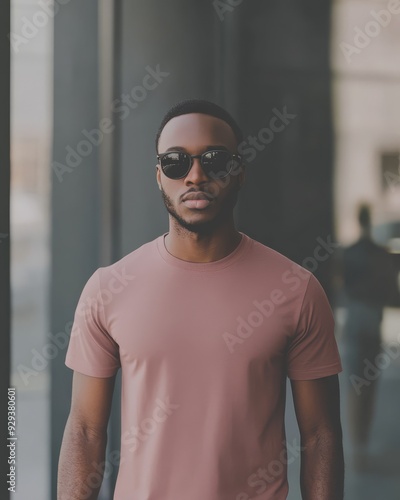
[339,203,400,471]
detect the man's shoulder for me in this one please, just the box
[98,235,158,279]
[250,236,310,272]
[249,235,314,291]
[343,236,391,260]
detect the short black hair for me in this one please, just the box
[358,203,371,228]
[155,98,243,152]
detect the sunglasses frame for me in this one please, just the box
[156,149,242,180]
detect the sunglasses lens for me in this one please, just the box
[202,151,234,178]
[161,153,190,179]
[159,150,240,179]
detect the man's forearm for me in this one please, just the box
[299,430,344,500]
[58,417,107,500]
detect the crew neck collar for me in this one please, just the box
[156,231,251,272]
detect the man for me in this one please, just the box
[339,203,400,470]
[58,99,344,499]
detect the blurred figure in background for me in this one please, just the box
[340,202,400,470]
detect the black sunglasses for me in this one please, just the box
[157,149,242,180]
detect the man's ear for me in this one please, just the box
[155,165,162,190]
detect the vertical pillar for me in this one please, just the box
[50,1,100,498]
[235,0,334,293]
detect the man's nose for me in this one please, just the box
[184,157,209,182]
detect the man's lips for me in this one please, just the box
[183,199,212,209]
[182,192,214,201]
[181,192,214,209]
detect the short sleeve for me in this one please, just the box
[286,272,342,380]
[65,268,121,377]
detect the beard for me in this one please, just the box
[159,181,240,236]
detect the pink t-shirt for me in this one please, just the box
[65,231,342,500]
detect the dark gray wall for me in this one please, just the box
[235,1,334,293]
[1,2,11,499]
